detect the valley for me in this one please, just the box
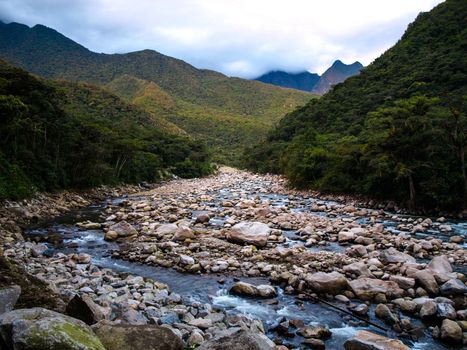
[0,0,465,349]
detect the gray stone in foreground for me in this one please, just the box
[344,330,409,350]
[197,328,274,350]
[0,307,105,350]
[93,323,184,350]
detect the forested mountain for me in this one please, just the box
[0,21,311,165]
[254,70,320,92]
[244,0,467,211]
[254,61,362,95]
[0,60,212,200]
[312,60,363,95]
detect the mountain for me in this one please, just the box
[254,70,320,92]
[312,60,363,95]
[0,21,311,165]
[253,61,362,94]
[0,59,212,200]
[244,0,467,211]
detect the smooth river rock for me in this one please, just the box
[305,271,348,294]
[344,330,409,350]
[226,222,271,247]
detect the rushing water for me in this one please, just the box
[24,189,465,349]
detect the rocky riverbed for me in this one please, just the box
[1,167,466,349]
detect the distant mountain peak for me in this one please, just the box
[253,60,363,94]
[312,60,363,95]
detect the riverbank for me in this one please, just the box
[1,167,466,349]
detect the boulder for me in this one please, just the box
[226,222,271,247]
[338,231,355,243]
[230,282,277,298]
[173,227,195,241]
[375,304,398,325]
[419,300,437,319]
[344,330,409,350]
[0,307,105,350]
[349,278,404,301]
[440,279,467,296]
[195,213,210,224]
[437,303,457,319]
[379,248,415,264]
[297,325,331,339]
[108,221,137,240]
[66,294,105,325]
[155,224,178,237]
[388,276,415,290]
[30,244,48,257]
[305,272,348,294]
[427,255,452,274]
[93,323,184,350]
[189,318,212,329]
[343,262,372,277]
[179,255,195,265]
[0,285,20,315]
[415,270,439,295]
[440,319,462,344]
[197,328,274,350]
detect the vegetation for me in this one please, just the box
[245,0,467,211]
[0,22,311,165]
[0,60,213,200]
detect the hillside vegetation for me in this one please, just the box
[245,0,467,211]
[0,60,212,200]
[0,22,311,164]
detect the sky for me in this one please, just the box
[0,0,444,78]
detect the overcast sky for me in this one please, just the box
[0,0,444,78]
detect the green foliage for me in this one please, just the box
[245,0,467,210]
[0,23,311,166]
[0,61,213,200]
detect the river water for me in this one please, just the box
[24,186,466,349]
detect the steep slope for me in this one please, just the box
[0,21,311,164]
[254,70,320,92]
[0,60,212,200]
[245,0,467,210]
[312,60,363,95]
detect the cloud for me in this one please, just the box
[0,0,444,77]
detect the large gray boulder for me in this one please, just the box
[0,285,20,315]
[305,272,348,294]
[93,323,184,350]
[226,222,271,247]
[349,278,404,301]
[230,282,277,298]
[0,307,105,350]
[106,221,138,241]
[379,248,415,264]
[197,328,274,350]
[344,330,409,350]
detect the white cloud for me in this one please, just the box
[0,0,444,77]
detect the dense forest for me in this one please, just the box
[0,22,310,165]
[0,60,213,200]
[245,0,467,211]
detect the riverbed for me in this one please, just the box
[23,168,466,349]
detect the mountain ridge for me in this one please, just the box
[0,21,311,165]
